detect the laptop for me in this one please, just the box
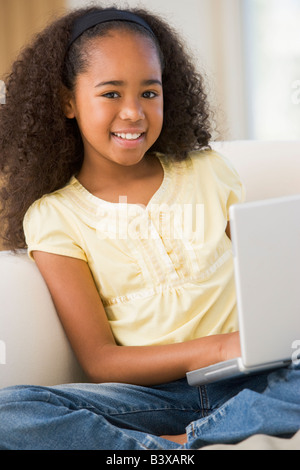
[186,194,300,386]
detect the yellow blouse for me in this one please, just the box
[23,150,245,346]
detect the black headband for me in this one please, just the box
[68,9,155,47]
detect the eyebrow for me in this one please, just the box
[95,79,162,88]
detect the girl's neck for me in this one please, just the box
[76,154,164,206]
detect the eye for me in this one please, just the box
[102,92,120,99]
[142,91,158,99]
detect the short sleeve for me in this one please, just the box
[23,195,87,262]
[208,151,246,220]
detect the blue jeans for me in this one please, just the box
[0,364,299,450]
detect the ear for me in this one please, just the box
[60,86,76,119]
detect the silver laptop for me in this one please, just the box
[186,194,300,386]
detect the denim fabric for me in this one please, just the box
[0,379,198,450]
[0,364,299,450]
[185,363,300,449]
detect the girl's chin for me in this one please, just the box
[107,153,147,167]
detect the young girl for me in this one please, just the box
[0,6,299,450]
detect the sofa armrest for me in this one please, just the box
[0,251,86,388]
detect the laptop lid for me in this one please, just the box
[229,194,300,369]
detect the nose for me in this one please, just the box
[119,97,145,122]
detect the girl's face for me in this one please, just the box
[65,30,164,169]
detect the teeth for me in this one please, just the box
[114,133,142,140]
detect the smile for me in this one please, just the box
[112,132,144,141]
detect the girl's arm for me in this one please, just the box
[33,251,240,386]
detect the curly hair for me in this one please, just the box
[0,5,213,250]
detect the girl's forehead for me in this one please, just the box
[85,30,159,59]
[81,31,162,77]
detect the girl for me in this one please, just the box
[0,6,299,450]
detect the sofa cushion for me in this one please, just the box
[212,140,300,201]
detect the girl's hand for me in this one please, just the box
[185,332,241,375]
[220,331,241,362]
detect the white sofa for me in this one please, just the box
[0,140,299,449]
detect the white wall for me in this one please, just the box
[67,0,248,141]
